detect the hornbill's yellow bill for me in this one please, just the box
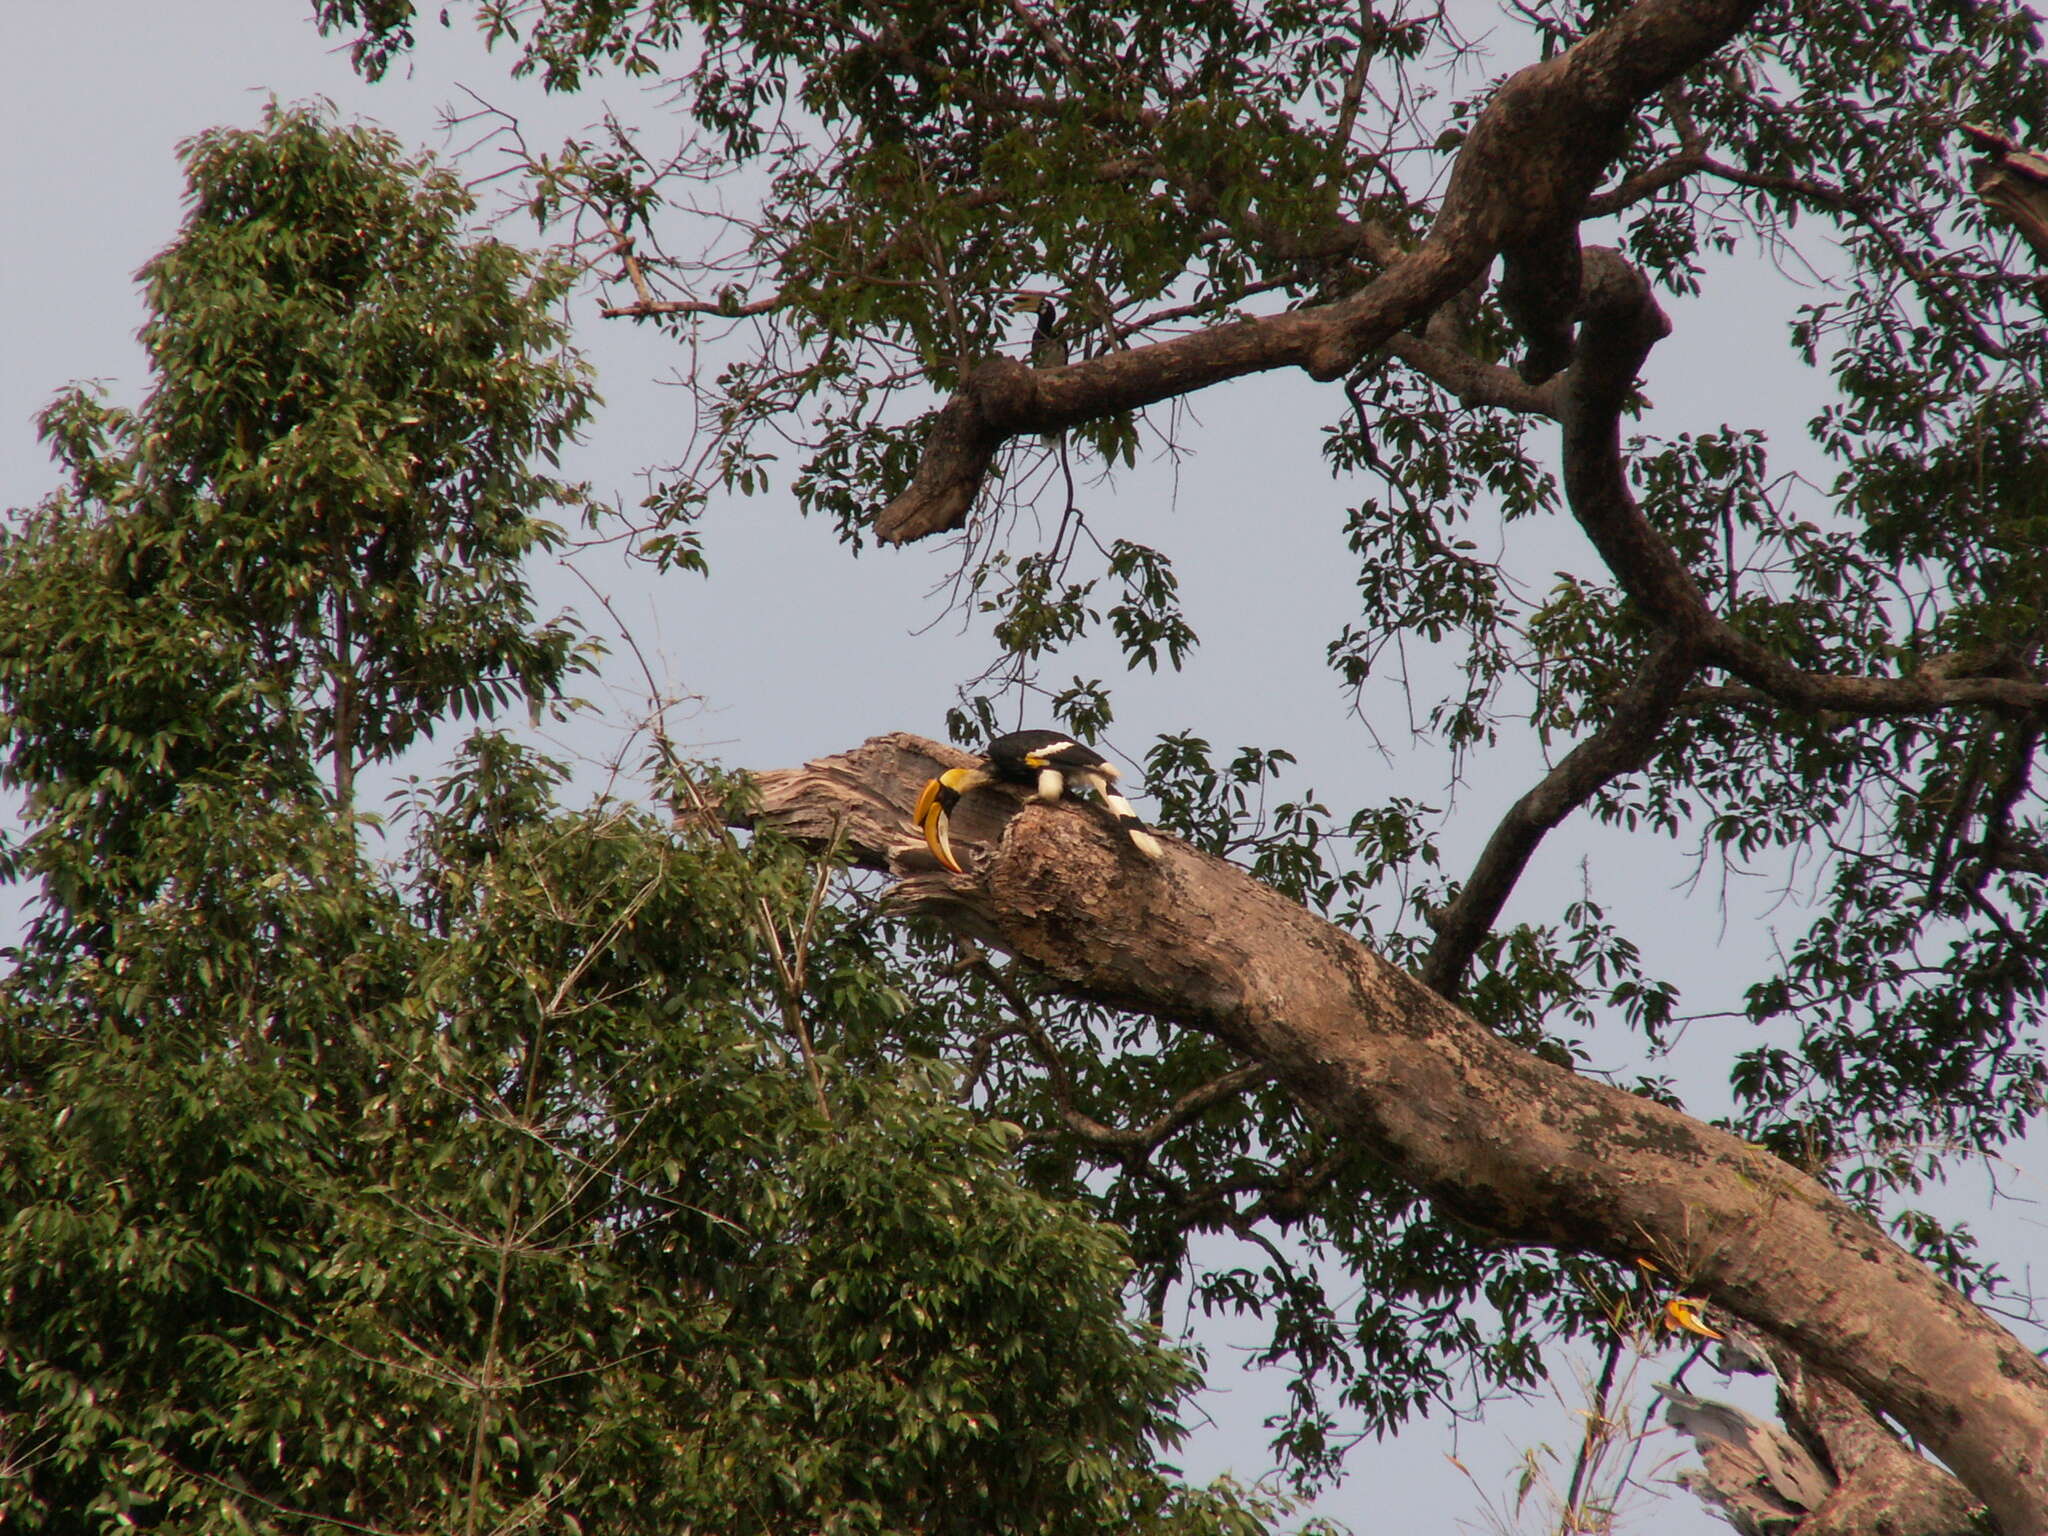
[914,767,987,873]
[913,730,1163,873]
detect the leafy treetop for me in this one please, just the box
[0,104,1292,1536]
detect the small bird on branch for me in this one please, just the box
[1010,293,1069,445]
[913,730,1163,873]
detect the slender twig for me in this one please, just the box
[566,565,839,1122]
[1562,1332,1625,1527]
[953,940,1270,1157]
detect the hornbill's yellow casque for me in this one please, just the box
[914,730,1164,873]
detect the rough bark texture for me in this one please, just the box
[1662,1333,1987,1533]
[1663,1384,1835,1529]
[1965,122,2048,265]
[746,733,2048,1535]
[1776,1352,1987,1535]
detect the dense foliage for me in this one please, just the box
[13,0,2048,1517]
[0,107,1278,1535]
[300,0,2048,1489]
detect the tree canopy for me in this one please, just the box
[0,104,1287,1536]
[8,0,2048,1530]
[313,0,2048,1515]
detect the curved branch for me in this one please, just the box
[1600,140,2021,362]
[1038,1058,1273,1159]
[957,939,1272,1156]
[1576,136,2023,360]
[1560,252,2048,720]
[1583,149,1709,216]
[1773,1349,1985,1533]
[1421,636,1699,995]
[874,0,1766,543]
[873,251,1471,543]
[1384,330,1567,416]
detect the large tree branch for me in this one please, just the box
[1408,252,1690,1000]
[1419,232,2040,1000]
[1772,1346,1986,1534]
[872,250,1474,543]
[1964,123,2048,265]
[1680,675,2048,716]
[1668,1333,1986,1532]
[874,0,1765,544]
[744,732,2048,1532]
[1383,329,1566,416]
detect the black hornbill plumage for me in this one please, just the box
[913,730,1164,873]
[1010,295,1070,445]
[1010,293,1068,370]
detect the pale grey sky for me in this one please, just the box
[5,6,2040,1531]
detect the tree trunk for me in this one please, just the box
[748,733,2048,1535]
[1661,1334,1985,1532]
[1773,1347,1986,1535]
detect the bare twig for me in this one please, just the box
[1422,637,1700,996]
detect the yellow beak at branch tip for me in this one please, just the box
[1662,1297,1725,1341]
[913,778,964,873]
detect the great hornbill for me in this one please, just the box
[913,730,1164,873]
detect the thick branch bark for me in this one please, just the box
[1668,1333,1989,1532]
[873,0,1765,544]
[1681,677,2048,717]
[1965,122,2048,266]
[873,250,1473,542]
[1384,329,1566,416]
[1773,1346,1986,1535]
[744,732,2048,1533]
